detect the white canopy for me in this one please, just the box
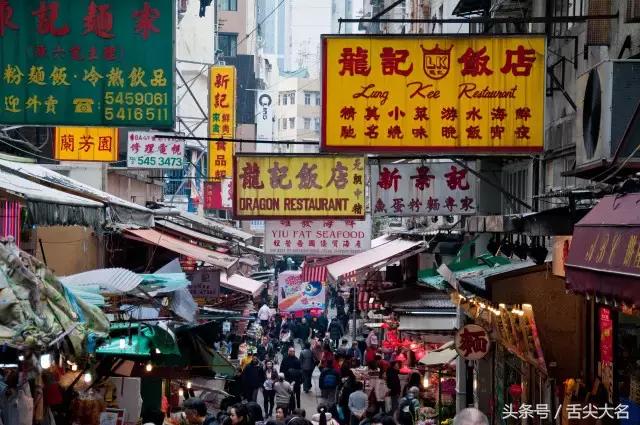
[420,341,458,366]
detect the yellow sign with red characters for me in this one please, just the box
[321,35,545,153]
[233,155,366,219]
[54,127,119,161]
[209,66,236,182]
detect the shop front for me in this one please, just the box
[566,192,640,419]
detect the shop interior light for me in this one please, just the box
[83,372,92,383]
[40,353,51,369]
[187,381,192,389]
[479,303,486,309]
[155,348,161,354]
[119,338,126,349]
[511,308,524,316]
[499,303,506,309]
[423,373,429,388]
[146,362,153,372]
[71,363,78,371]
[522,304,532,309]
[178,388,184,397]
[18,354,24,362]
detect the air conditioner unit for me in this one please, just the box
[575,60,640,170]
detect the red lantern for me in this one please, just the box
[508,384,523,410]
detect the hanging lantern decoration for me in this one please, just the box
[508,383,523,410]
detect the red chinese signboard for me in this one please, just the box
[455,324,491,360]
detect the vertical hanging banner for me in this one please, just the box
[54,127,118,161]
[256,90,274,140]
[208,66,236,182]
[0,0,174,128]
[370,161,477,216]
[203,179,232,210]
[321,35,545,153]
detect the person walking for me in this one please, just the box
[385,361,401,414]
[320,342,336,369]
[347,382,368,425]
[183,398,216,425]
[318,365,340,407]
[258,303,273,331]
[280,347,303,409]
[348,342,362,366]
[241,357,263,402]
[263,361,278,417]
[258,336,275,362]
[274,373,293,415]
[298,317,311,344]
[299,342,316,393]
[328,320,344,350]
[337,371,357,425]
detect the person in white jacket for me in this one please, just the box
[258,303,272,330]
[311,405,340,425]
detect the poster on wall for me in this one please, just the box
[370,162,477,216]
[322,35,545,153]
[278,270,326,313]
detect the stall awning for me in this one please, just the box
[0,159,153,227]
[124,229,238,270]
[327,238,424,281]
[220,273,264,296]
[179,212,254,242]
[0,166,105,228]
[420,341,458,366]
[156,219,231,247]
[565,193,640,304]
[397,314,457,331]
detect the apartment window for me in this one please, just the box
[304,118,311,129]
[315,92,321,106]
[314,118,320,131]
[219,0,237,11]
[282,118,287,129]
[217,33,237,57]
[289,117,295,129]
[289,92,295,105]
[282,93,287,105]
[304,92,311,105]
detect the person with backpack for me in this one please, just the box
[396,387,420,425]
[347,381,368,425]
[319,365,340,406]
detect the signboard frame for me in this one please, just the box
[54,127,118,162]
[320,34,546,154]
[126,131,185,169]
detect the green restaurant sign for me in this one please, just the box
[0,0,174,128]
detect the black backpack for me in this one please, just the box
[397,397,416,425]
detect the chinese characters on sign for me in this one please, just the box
[0,1,174,127]
[322,36,545,153]
[265,217,372,256]
[204,179,232,210]
[233,155,366,219]
[455,324,490,360]
[209,66,236,182]
[189,267,221,301]
[278,270,326,313]
[370,162,477,216]
[127,131,184,169]
[54,126,118,161]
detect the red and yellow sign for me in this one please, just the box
[233,155,366,219]
[321,35,545,153]
[209,66,236,181]
[54,127,118,161]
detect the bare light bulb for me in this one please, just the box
[83,372,92,383]
[71,363,78,371]
[145,362,153,372]
[40,353,51,369]
[18,355,24,362]
[178,388,184,397]
[186,381,192,389]
[119,338,126,349]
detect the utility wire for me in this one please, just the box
[235,0,286,51]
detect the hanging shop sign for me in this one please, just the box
[209,66,236,182]
[455,324,491,360]
[233,154,366,219]
[264,217,372,256]
[370,161,477,216]
[54,127,118,161]
[321,35,545,153]
[256,90,274,141]
[203,179,232,210]
[552,236,572,277]
[126,131,184,169]
[189,267,221,301]
[0,1,174,128]
[278,270,326,312]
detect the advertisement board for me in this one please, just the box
[370,162,477,216]
[54,127,118,161]
[256,90,274,141]
[208,66,236,181]
[126,131,184,169]
[233,154,366,219]
[265,217,371,256]
[0,1,174,128]
[278,270,326,313]
[204,179,232,210]
[322,35,545,153]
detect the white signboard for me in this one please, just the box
[370,162,477,217]
[222,178,233,209]
[265,217,372,256]
[256,91,274,141]
[127,131,185,169]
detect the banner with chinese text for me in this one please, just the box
[370,161,477,216]
[208,66,236,182]
[0,0,174,128]
[127,131,184,169]
[322,35,545,153]
[265,217,371,256]
[204,179,232,210]
[54,126,118,161]
[278,270,326,313]
[234,154,366,219]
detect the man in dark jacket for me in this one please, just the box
[299,341,315,393]
[319,365,340,407]
[386,361,402,413]
[328,319,344,349]
[280,346,303,408]
[298,317,311,343]
[184,397,217,425]
[241,357,263,401]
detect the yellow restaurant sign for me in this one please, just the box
[54,127,118,161]
[233,155,366,219]
[321,35,545,153]
[209,66,236,182]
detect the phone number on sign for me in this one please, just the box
[104,91,169,122]
[129,157,183,168]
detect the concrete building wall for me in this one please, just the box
[107,171,163,205]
